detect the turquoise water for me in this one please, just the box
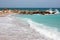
[0,8,60,30]
[0,8,60,40]
[16,14,60,31]
[15,14,60,39]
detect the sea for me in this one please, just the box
[0,8,60,40]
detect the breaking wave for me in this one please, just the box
[9,14,60,40]
[0,14,60,40]
[21,17,60,40]
[27,19,60,40]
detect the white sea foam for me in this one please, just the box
[10,14,60,40]
[54,9,60,14]
[22,17,60,40]
[0,14,60,40]
[9,15,60,40]
[29,20,60,40]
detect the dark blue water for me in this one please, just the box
[0,8,60,11]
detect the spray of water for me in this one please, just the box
[54,9,60,14]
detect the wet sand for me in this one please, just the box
[0,17,52,40]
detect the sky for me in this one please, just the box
[0,0,60,8]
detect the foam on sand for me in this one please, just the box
[0,15,60,40]
[27,18,60,40]
[0,16,50,40]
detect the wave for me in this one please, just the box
[19,16,60,40]
[49,9,60,14]
[28,20,60,40]
[54,9,60,14]
[8,14,60,40]
[0,14,60,40]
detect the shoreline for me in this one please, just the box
[0,11,60,40]
[0,16,52,40]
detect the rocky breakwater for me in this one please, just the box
[0,8,58,16]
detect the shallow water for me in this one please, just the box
[7,14,60,40]
[0,8,60,40]
[16,14,60,30]
[0,16,55,40]
[0,14,60,40]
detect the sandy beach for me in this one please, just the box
[0,0,60,39]
[0,16,53,40]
